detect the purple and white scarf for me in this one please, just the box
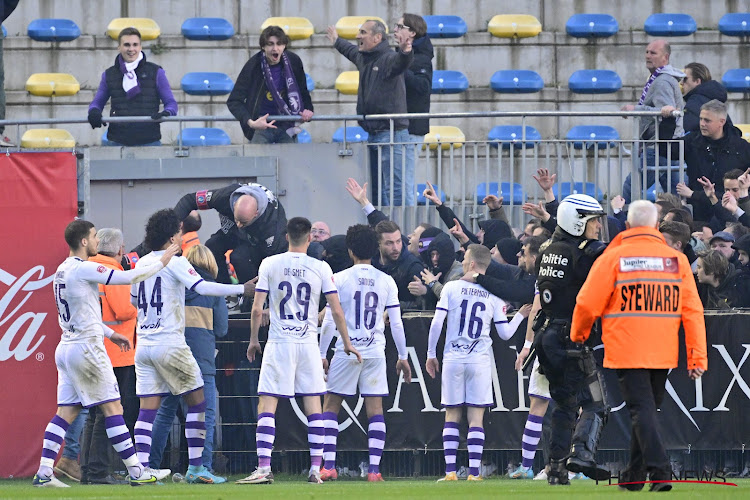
[260,52,301,116]
[638,66,665,105]
[119,52,144,99]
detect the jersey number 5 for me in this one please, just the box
[54,283,70,322]
[137,277,163,316]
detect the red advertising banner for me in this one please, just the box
[0,153,78,478]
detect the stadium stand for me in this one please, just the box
[180,72,234,96]
[553,181,604,202]
[565,14,618,38]
[718,13,750,37]
[176,127,231,146]
[424,126,465,149]
[488,125,541,148]
[423,15,467,38]
[306,73,315,92]
[297,129,312,143]
[643,13,697,36]
[566,125,620,149]
[332,126,368,142]
[488,14,542,38]
[431,70,469,94]
[25,73,80,96]
[335,16,387,39]
[26,19,80,41]
[476,181,525,205]
[490,70,544,93]
[568,69,622,94]
[21,128,75,148]
[334,71,359,95]
[180,17,234,40]
[722,69,750,92]
[260,17,314,40]
[106,18,161,40]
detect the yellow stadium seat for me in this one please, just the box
[335,16,387,40]
[261,17,314,40]
[107,18,160,40]
[335,71,359,95]
[424,126,465,150]
[736,124,750,143]
[488,14,542,38]
[21,129,75,148]
[25,73,80,96]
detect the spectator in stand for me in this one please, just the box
[709,231,737,262]
[408,223,436,256]
[320,235,354,273]
[227,26,313,144]
[680,169,750,233]
[311,221,331,242]
[0,1,19,146]
[327,20,413,206]
[661,62,730,136]
[521,169,561,235]
[660,220,698,271]
[81,228,140,485]
[408,231,463,308]
[374,220,425,309]
[492,238,522,266]
[475,235,545,307]
[88,28,177,146]
[732,234,750,270]
[149,245,229,481]
[398,13,434,206]
[520,219,543,242]
[621,40,685,203]
[696,249,750,308]
[678,100,750,221]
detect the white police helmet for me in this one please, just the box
[556,194,605,236]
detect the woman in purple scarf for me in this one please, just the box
[227,26,314,144]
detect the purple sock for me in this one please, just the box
[522,414,543,469]
[467,426,485,477]
[443,421,459,474]
[308,413,324,472]
[368,414,385,474]
[134,408,157,467]
[322,411,338,470]
[38,415,69,477]
[186,401,207,468]
[105,414,143,478]
[256,412,275,469]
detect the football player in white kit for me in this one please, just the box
[317,224,412,482]
[33,219,179,488]
[427,244,531,482]
[131,209,255,484]
[237,217,361,485]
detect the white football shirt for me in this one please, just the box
[257,251,336,344]
[323,264,400,359]
[133,251,203,346]
[435,280,509,362]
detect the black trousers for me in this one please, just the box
[537,323,605,460]
[115,365,138,435]
[617,368,670,475]
[205,229,258,284]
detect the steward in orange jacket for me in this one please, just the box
[570,201,707,491]
[571,227,707,371]
[89,253,137,367]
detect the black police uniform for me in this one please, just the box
[534,227,608,484]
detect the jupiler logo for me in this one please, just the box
[0,265,53,361]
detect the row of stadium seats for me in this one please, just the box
[15,13,750,42]
[24,66,750,98]
[417,181,605,205]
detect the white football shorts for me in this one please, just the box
[56,341,121,408]
[528,358,550,400]
[258,342,326,397]
[441,360,493,407]
[326,355,388,397]
[135,343,204,397]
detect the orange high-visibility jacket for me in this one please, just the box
[182,231,200,254]
[89,254,137,367]
[571,226,707,370]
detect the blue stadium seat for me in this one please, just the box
[180,72,233,96]
[27,19,81,41]
[333,126,369,143]
[488,125,541,149]
[476,182,525,205]
[101,129,112,146]
[554,182,604,202]
[181,17,234,40]
[565,14,618,38]
[719,13,750,37]
[177,128,231,146]
[416,183,446,205]
[490,70,544,93]
[297,129,312,143]
[568,70,622,94]
[644,13,696,36]
[566,125,620,149]
[1,25,5,37]
[423,15,467,38]
[306,73,315,91]
[722,69,750,92]
[431,70,469,94]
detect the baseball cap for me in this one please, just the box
[710,231,735,245]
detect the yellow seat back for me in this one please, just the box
[260,17,314,40]
[107,18,161,40]
[335,71,359,95]
[25,73,80,96]
[424,126,465,150]
[21,128,76,148]
[488,14,542,38]
[335,16,387,39]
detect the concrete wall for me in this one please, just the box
[3,0,750,146]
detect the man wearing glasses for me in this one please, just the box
[311,221,331,242]
[327,19,413,207]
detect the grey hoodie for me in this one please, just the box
[634,64,686,140]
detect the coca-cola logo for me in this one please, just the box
[0,266,53,362]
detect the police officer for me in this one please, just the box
[531,194,610,485]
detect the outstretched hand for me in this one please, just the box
[532,168,557,192]
[346,178,370,206]
[326,25,339,44]
[423,181,443,206]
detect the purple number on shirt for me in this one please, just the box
[353,290,378,329]
[278,281,311,321]
[137,277,163,315]
[458,299,485,339]
[54,283,70,322]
